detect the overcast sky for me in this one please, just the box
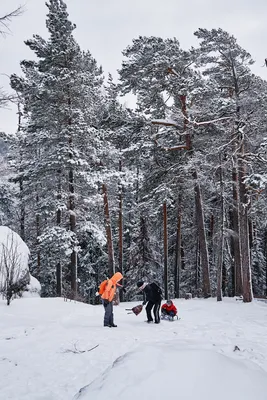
[1,0,267,135]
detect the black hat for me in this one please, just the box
[137,281,144,288]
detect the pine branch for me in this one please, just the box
[0,5,24,35]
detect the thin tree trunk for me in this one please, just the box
[103,184,115,277]
[174,202,181,299]
[17,104,25,241]
[67,91,77,299]
[163,201,168,300]
[69,167,77,297]
[217,160,224,301]
[36,193,41,276]
[238,154,253,302]
[118,160,123,301]
[193,170,211,298]
[56,173,62,297]
[232,166,243,296]
[19,179,25,241]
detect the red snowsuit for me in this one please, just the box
[161,301,177,316]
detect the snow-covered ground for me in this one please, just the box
[0,297,267,400]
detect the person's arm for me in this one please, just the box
[142,289,147,305]
[172,304,177,313]
[102,280,113,302]
[117,283,126,293]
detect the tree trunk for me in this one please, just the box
[163,201,168,300]
[118,160,124,301]
[238,155,253,302]
[174,202,181,299]
[16,103,25,242]
[195,238,200,293]
[19,179,25,241]
[56,174,62,297]
[69,168,77,298]
[36,193,41,276]
[217,161,224,301]
[193,170,211,298]
[67,92,77,299]
[103,183,115,277]
[231,166,243,296]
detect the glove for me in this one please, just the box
[95,291,99,296]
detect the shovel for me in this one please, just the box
[125,304,143,316]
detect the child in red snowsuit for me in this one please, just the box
[161,300,177,319]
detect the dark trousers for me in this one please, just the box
[146,300,161,323]
[103,301,114,326]
[162,309,176,317]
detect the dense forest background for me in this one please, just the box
[1,0,267,303]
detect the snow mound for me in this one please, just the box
[0,226,30,290]
[74,344,267,400]
[22,275,41,297]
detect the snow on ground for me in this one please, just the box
[0,297,267,400]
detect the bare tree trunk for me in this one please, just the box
[19,179,25,241]
[118,160,124,301]
[217,160,224,301]
[17,103,25,242]
[231,166,243,296]
[193,170,211,298]
[163,201,168,300]
[174,202,181,299]
[36,192,41,276]
[103,184,115,277]
[195,238,200,293]
[69,167,77,297]
[238,155,253,302]
[66,90,77,299]
[56,173,62,297]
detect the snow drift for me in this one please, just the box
[0,226,30,290]
[0,226,41,299]
[74,343,267,400]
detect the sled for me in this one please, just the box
[161,314,180,321]
[125,304,143,316]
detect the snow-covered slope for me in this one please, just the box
[75,346,267,400]
[0,297,267,400]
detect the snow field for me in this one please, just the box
[0,297,267,400]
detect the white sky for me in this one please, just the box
[1,0,267,135]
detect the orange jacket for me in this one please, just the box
[101,272,123,302]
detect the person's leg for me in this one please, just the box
[103,301,112,326]
[169,310,175,320]
[108,301,115,326]
[153,300,161,323]
[146,301,153,322]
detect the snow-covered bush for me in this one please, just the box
[0,226,30,304]
[22,275,41,298]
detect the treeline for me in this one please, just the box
[1,0,267,303]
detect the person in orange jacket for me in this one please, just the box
[101,272,123,327]
[161,300,177,320]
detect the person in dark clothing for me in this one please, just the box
[137,281,162,323]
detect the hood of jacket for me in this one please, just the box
[111,272,123,284]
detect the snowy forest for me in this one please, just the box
[1,0,267,304]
